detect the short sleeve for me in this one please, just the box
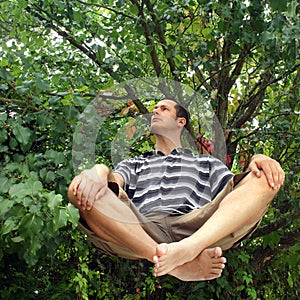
[113,158,137,191]
[208,156,234,199]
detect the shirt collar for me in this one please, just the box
[142,148,193,157]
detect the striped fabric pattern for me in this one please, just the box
[114,148,234,215]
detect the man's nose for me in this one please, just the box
[152,108,160,115]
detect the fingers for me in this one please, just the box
[262,161,275,188]
[250,159,285,189]
[72,172,108,210]
[263,161,284,189]
[272,164,285,189]
[250,165,262,178]
[72,176,79,196]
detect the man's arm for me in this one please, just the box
[71,164,124,211]
[247,154,285,190]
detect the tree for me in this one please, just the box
[0,0,299,299]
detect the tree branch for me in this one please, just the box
[129,0,162,77]
[227,44,253,87]
[0,97,40,111]
[230,62,300,129]
[25,4,116,78]
[144,0,179,81]
[216,39,244,127]
[75,0,135,20]
[230,70,272,128]
[228,111,293,147]
[194,66,211,92]
[252,209,300,239]
[251,228,300,272]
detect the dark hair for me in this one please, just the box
[174,102,190,128]
[160,98,190,128]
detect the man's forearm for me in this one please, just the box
[94,164,111,179]
[94,164,124,188]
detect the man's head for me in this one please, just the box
[150,99,189,137]
[173,101,189,129]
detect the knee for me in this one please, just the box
[249,171,279,202]
[237,171,278,203]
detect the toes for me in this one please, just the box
[213,246,222,257]
[218,263,226,269]
[156,243,168,257]
[206,246,222,258]
[212,257,226,265]
[213,261,226,269]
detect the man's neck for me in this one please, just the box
[155,134,182,155]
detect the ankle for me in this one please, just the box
[180,237,202,258]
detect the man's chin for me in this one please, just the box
[150,125,162,135]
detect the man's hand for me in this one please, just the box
[73,164,110,210]
[248,154,285,190]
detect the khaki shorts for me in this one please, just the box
[78,172,262,260]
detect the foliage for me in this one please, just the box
[0,0,299,299]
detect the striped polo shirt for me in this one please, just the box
[113,148,233,215]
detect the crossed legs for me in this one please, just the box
[68,181,226,281]
[68,170,277,281]
[153,171,278,276]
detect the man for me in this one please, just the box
[68,99,285,281]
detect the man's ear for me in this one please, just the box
[177,117,186,128]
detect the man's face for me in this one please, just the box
[150,100,181,135]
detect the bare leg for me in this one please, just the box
[154,172,278,276]
[68,179,227,280]
[68,179,157,261]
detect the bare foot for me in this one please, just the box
[153,240,200,276]
[169,247,226,281]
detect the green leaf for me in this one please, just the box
[17,0,28,9]
[19,214,44,237]
[0,68,14,81]
[53,209,68,231]
[22,196,34,207]
[263,231,281,249]
[47,192,62,210]
[9,137,18,149]
[12,123,32,145]
[287,272,293,288]
[9,183,30,198]
[66,204,79,228]
[287,0,298,17]
[129,5,139,15]
[202,27,212,38]
[35,77,49,91]
[270,0,287,12]
[31,180,43,196]
[9,179,42,198]
[45,170,56,183]
[96,46,106,62]
[23,253,38,266]
[23,247,40,266]
[11,236,24,243]
[44,149,66,165]
[0,145,8,153]
[238,251,250,263]
[0,111,7,122]
[2,218,17,235]
[37,114,53,127]
[0,198,14,217]
[0,176,11,194]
